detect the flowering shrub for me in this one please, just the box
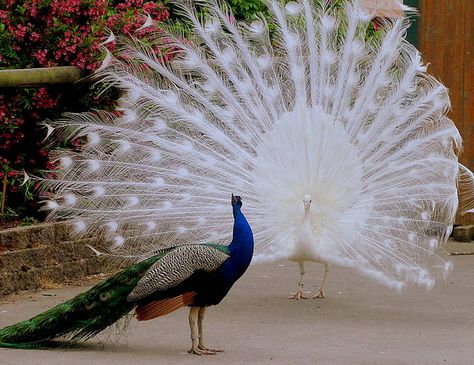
[0,0,169,220]
[0,0,169,70]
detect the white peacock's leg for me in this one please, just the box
[197,307,224,353]
[312,262,329,299]
[289,261,308,300]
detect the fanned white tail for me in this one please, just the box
[43,0,471,290]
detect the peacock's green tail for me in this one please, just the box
[0,251,169,349]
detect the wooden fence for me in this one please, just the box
[417,0,474,224]
[418,0,473,170]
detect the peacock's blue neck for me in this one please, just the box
[228,206,254,277]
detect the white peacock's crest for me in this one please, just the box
[42,0,472,290]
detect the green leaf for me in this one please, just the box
[16,5,26,16]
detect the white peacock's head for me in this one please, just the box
[303,194,312,212]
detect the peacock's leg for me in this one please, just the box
[312,262,329,299]
[197,307,224,353]
[188,307,201,355]
[188,307,221,355]
[288,261,308,300]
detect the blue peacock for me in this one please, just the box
[2,0,474,354]
[0,195,253,355]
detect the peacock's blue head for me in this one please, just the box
[231,194,243,208]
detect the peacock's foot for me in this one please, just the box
[288,290,308,300]
[199,344,224,353]
[188,343,224,355]
[311,289,326,299]
[188,347,217,356]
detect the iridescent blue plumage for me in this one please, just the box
[0,195,254,355]
[191,195,254,308]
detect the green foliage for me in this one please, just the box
[226,0,269,21]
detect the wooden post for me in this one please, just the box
[0,66,85,88]
[1,174,6,216]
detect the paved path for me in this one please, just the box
[1,256,473,365]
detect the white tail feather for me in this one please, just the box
[42,0,470,290]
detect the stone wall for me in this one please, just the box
[0,222,106,297]
[1,222,472,298]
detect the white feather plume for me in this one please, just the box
[42,0,471,290]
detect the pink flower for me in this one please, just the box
[25,3,38,17]
[33,49,49,66]
[0,10,8,21]
[143,2,157,12]
[33,88,58,109]
[13,24,28,40]
[30,32,41,42]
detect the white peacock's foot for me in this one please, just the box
[311,289,326,299]
[288,290,308,300]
